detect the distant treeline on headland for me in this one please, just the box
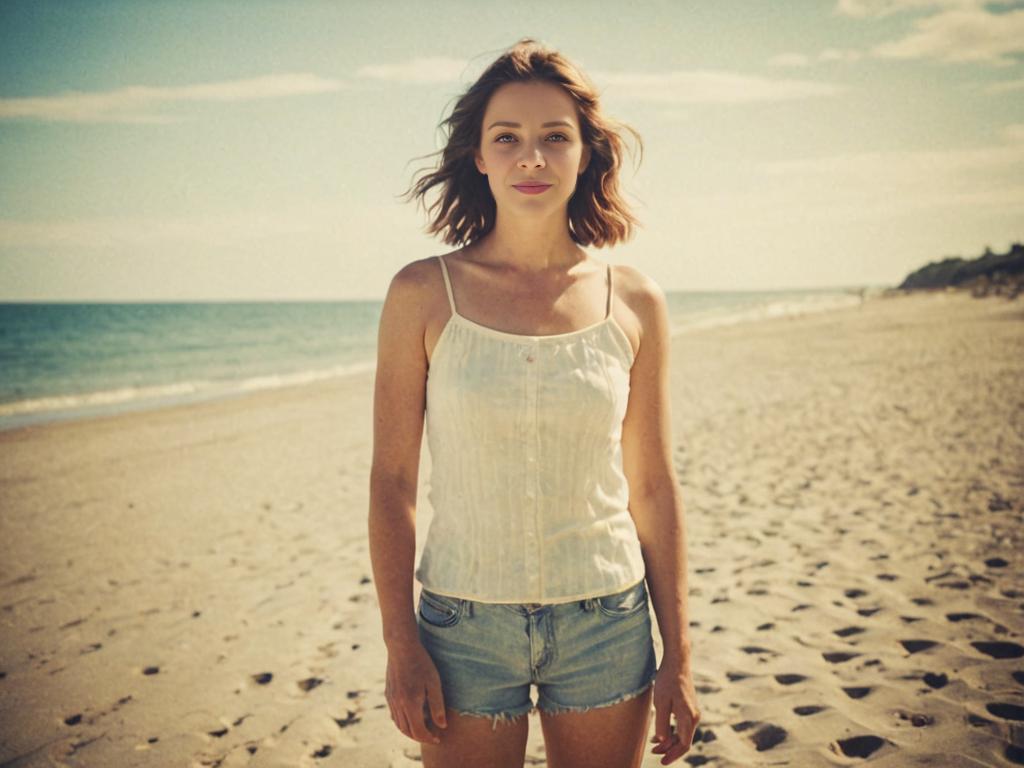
[893,242,1023,300]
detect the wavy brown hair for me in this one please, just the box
[398,37,644,249]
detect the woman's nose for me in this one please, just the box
[518,147,546,168]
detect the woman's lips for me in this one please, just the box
[513,184,552,195]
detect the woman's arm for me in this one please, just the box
[367,259,447,745]
[618,267,700,763]
[369,261,428,648]
[619,267,691,661]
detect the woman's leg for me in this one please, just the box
[538,686,653,768]
[420,709,529,768]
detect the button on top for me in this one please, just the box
[525,354,535,363]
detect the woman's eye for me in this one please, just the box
[495,133,568,143]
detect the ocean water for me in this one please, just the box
[0,286,876,432]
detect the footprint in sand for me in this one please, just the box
[987,703,1024,721]
[834,734,886,758]
[972,641,1024,659]
[740,645,779,657]
[334,710,361,728]
[842,687,872,699]
[834,626,866,638]
[894,709,934,726]
[750,723,787,751]
[297,677,324,692]
[774,674,807,686]
[899,639,938,654]
[822,651,861,664]
[922,672,948,689]
[793,705,826,716]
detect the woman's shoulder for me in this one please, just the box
[389,254,444,286]
[383,254,462,332]
[610,263,667,316]
[388,247,470,286]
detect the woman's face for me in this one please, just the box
[475,80,591,214]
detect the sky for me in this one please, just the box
[0,0,1022,301]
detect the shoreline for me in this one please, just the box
[0,287,871,435]
[1,288,1021,767]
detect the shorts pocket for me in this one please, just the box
[596,581,648,618]
[418,589,464,628]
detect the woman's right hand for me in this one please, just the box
[384,638,449,745]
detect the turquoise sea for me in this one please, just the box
[0,286,880,431]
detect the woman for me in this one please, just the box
[368,38,700,768]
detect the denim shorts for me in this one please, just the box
[415,579,658,731]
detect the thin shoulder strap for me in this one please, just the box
[437,255,457,315]
[605,263,614,319]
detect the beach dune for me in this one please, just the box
[1,290,1022,767]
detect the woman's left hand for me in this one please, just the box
[649,652,701,765]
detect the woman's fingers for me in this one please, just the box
[652,694,673,747]
[660,701,698,763]
[395,706,412,741]
[426,677,448,733]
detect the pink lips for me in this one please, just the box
[513,183,552,195]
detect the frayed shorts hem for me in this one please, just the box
[537,670,657,716]
[450,672,657,732]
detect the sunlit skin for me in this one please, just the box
[472,80,591,272]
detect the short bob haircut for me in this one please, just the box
[399,37,644,249]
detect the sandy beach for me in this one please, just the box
[1,289,1022,767]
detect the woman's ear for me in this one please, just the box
[475,149,487,175]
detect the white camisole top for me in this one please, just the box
[414,254,647,604]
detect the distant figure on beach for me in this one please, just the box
[368,38,700,767]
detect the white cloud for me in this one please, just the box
[767,52,812,68]
[590,69,846,104]
[780,1,1024,69]
[769,48,865,67]
[354,56,846,104]
[819,47,866,62]
[869,6,1024,65]
[835,0,986,19]
[0,73,345,124]
[754,128,1024,217]
[354,56,473,84]
[0,199,396,250]
[1001,122,1024,142]
[986,76,1024,92]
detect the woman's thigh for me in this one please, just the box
[539,686,653,768]
[420,708,529,768]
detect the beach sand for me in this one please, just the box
[1,289,1022,767]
